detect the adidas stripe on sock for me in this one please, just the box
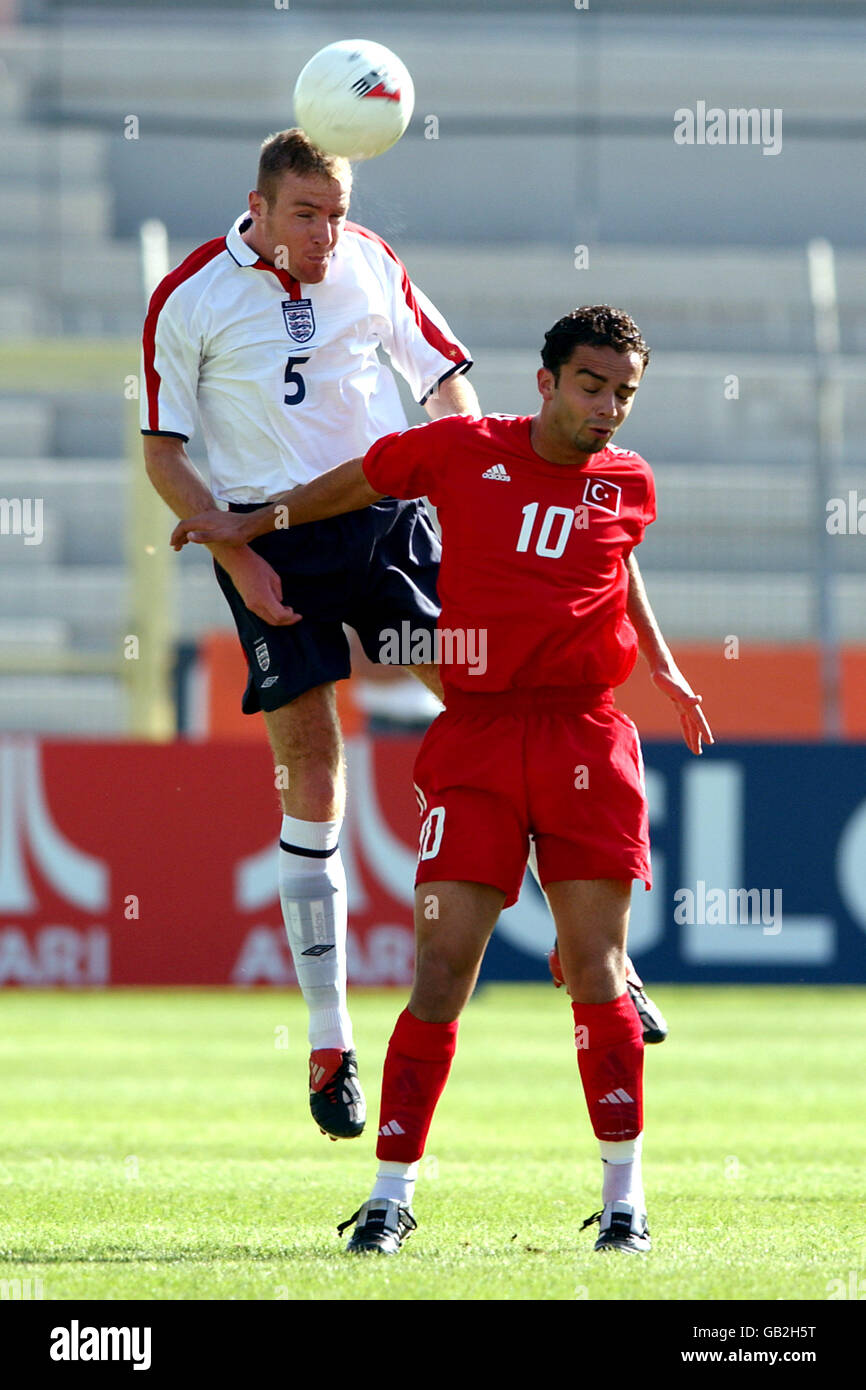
[375,1008,458,1164]
[572,993,644,1142]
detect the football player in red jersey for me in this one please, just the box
[173,306,713,1255]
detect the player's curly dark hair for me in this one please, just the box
[257,129,352,205]
[541,306,650,381]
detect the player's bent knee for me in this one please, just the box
[410,950,477,1021]
[568,955,627,1003]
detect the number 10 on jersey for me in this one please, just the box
[515,502,575,559]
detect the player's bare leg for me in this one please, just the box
[339,880,504,1254]
[545,878,650,1253]
[532,843,667,1042]
[408,879,504,1020]
[263,684,364,1140]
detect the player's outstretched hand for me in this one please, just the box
[650,662,714,755]
[171,509,252,550]
[215,546,301,627]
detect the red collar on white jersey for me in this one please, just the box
[226,212,300,295]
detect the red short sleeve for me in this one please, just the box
[643,464,657,528]
[362,417,456,505]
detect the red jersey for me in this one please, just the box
[362,413,656,695]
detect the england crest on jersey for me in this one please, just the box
[282,298,316,343]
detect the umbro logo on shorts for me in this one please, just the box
[301,943,335,956]
[482,464,511,481]
[261,674,279,688]
[599,1088,635,1104]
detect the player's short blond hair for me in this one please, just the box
[256,129,352,205]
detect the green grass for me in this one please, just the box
[1,986,864,1301]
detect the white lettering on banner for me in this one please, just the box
[837,797,866,933]
[230,925,414,987]
[495,767,667,959]
[621,768,665,956]
[231,736,846,977]
[0,739,112,984]
[0,741,108,913]
[0,928,109,984]
[681,763,834,964]
[233,737,417,917]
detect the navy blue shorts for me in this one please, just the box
[214,498,441,713]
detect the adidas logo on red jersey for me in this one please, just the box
[482,464,511,481]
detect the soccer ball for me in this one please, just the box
[293,39,415,161]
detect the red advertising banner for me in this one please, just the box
[0,736,425,987]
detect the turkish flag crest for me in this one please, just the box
[582,477,622,516]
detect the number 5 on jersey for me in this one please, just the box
[284,355,310,405]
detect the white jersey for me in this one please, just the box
[142,213,472,503]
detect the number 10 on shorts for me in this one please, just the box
[419,806,446,859]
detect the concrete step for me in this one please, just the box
[643,573,866,642]
[468,351,866,467]
[0,126,107,181]
[0,185,112,240]
[399,244,866,355]
[0,617,71,650]
[0,400,53,458]
[0,565,229,645]
[0,677,125,735]
[6,18,864,123]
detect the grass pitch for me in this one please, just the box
[1,985,864,1302]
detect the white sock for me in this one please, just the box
[370,1160,419,1207]
[278,814,353,1051]
[600,1134,645,1212]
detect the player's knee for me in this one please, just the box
[411,946,475,1020]
[567,946,626,1002]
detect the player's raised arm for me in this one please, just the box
[170,456,384,550]
[626,552,714,755]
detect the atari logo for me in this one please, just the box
[0,740,110,984]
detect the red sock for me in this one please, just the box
[375,1008,458,1163]
[572,993,643,1141]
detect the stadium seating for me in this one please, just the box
[1,7,864,732]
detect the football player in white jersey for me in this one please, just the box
[142,129,478,1141]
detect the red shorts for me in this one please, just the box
[413,687,652,908]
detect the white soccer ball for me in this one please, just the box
[293,39,415,161]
